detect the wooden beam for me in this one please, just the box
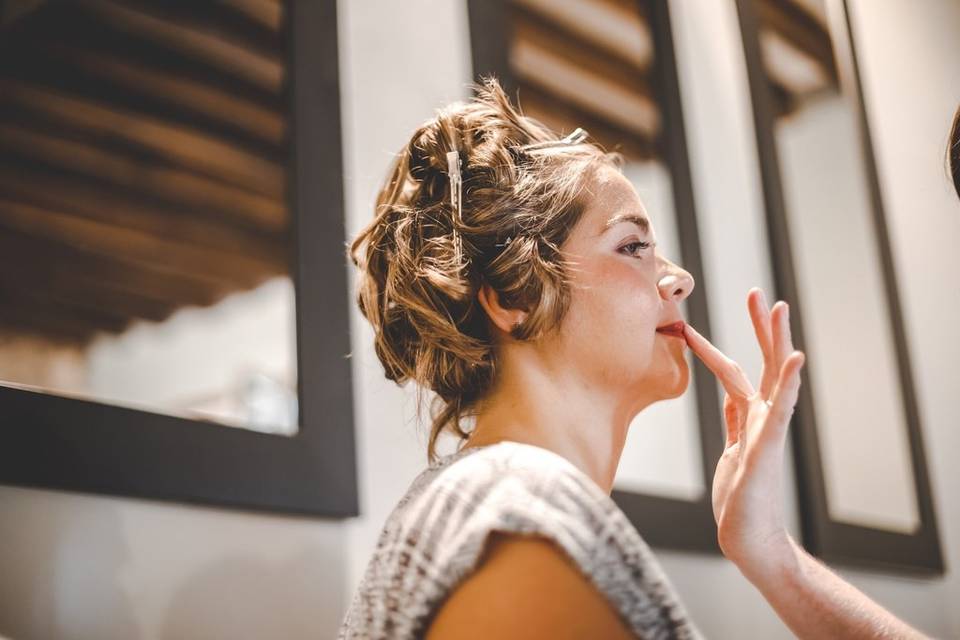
[218,0,283,32]
[510,35,660,139]
[0,287,133,336]
[0,167,289,269]
[0,124,287,232]
[0,5,283,109]
[516,82,656,160]
[0,229,231,310]
[1,79,285,197]
[0,260,175,324]
[43,44,285,145]
[511,0,652,71]
[0,304,102,345]
[511,7,654,101]
[0,197,281,287]
[757,0,837,89]
[76,0,284,93]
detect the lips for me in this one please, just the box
[656,321,686,337]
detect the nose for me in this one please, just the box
[657,261,695,302]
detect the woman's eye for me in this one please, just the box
[618,240,653,257]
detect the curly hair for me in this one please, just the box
[949,103,960,200]
[348,75,624,464]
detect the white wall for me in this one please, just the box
[0,1,957,638]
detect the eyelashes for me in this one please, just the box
[618,240,655,257]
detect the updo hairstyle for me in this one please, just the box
[348,75,624,463]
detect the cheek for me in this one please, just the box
[571,259,660,350]
[597,259,658,320]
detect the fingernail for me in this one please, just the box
[759,289,767,307]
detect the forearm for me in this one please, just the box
[738,535,930,639]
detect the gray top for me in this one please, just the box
[337,440,705,639]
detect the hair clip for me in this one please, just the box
[517,127,590,152]
[561,127,589,144]
[446,150,463,223]
[495,235,513,249]
[445,150,465,259]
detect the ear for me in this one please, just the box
[477,283,526,336]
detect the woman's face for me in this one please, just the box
[548,163,695,412]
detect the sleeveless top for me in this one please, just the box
[337,441,705,639]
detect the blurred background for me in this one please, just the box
[0,0,958,638]
[0,0,299,435]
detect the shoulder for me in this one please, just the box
[424,441,611,514]
[424,530,637,640]
[405,442,619,555]
[402,441,644,581]
[370,442,701,639]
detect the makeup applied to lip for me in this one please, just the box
[655,320,688,346]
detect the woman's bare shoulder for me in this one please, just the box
[424,531,638,640]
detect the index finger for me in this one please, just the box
[683,323,755,399]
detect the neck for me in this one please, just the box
[463,345,649,494]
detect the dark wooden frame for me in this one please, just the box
[0,0,359,518]
[467,0,727,555]
[734,0,944,574]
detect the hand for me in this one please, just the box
[682,287,806,574]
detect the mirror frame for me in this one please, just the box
[467,0,727,555]
[734,0,944,574]
[0,0,359,518]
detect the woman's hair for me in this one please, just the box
[949,104,960,200]
[348,75,624,464]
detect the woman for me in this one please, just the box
[337,76,930,639]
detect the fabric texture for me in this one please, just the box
[337,440,705,639]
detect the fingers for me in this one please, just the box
[723,393,742,448]
[773,302,792,379]
[748,288,776,399]
[758,350,805,448]
[748,287,796,403]
[685,288,798,407]
[683,323,755,399]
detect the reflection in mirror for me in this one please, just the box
[751,0,919,532]
[503,0,703,500]
[0,0,298,435]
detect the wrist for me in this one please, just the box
[732,531,802,588]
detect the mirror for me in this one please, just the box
[468,0,726,553]
[492,0,704,501]
[0,0,298,436]
[736,0,944,573]
[755,0,918,534]
[0,0,358,517]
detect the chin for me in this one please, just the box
[659,359,691,399]
[663,379,688,399]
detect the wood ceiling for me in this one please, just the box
[0,0,836,345]
[754,0,839,116]
[506,0,839,161]
[507,0,659,160]
[0,0,289,345]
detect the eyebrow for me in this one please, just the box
[601,213,650,235]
